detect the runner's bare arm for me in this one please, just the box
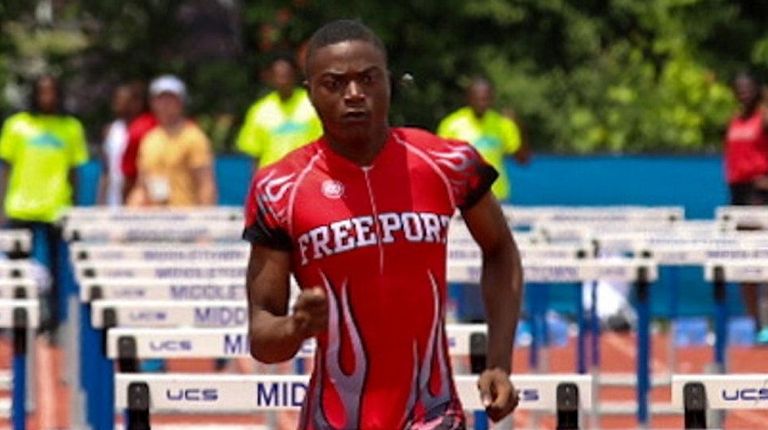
[246,244,328,363]
[462,192,522,420]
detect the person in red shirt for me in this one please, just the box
[725,71,768,205]
[243,19,523,429]
[120,83,158,200]
[724,70,768,344]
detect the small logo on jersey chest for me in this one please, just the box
[321,179,344,199]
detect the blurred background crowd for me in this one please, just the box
[3,0,768,158]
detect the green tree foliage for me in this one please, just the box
[2,0,768,153]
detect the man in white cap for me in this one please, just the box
[127,74,217,206]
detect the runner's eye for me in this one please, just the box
[321,77,344,92]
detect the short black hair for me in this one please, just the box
[267,51,299,72]
[467,75,494,91]
[305,19,387,75]
[30,74,64,114]
[732,69,762,87]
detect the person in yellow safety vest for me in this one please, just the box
[236,54,322,170]
[437,77,530,202]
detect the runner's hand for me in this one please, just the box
[477,368,519,421]
[290,287,328,338]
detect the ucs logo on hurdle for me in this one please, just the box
[166,388,219,402]
[255,382,540,407]
[149,340,193,352]
[721,388,768,402]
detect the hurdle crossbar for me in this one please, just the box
[0,280,39,299]
[70,243,249,262]
[115,373,592,412]
[64,223,242,243]
[80,279,245,302]
[91,300,246,329]
[0,230,32,256]
[106,324,489,359]
[64,205,242,221]
[704,259,768,282]
[448,258,658,284]
[74,261,247,282]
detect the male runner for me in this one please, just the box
[243,19,523,429]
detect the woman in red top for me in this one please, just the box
[725,71,768,205]
[724,70,768,344]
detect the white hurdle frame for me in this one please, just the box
[105,324,490,360]
[116,373,591,430]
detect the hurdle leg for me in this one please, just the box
[588,280,600,430]
[470,332,489,430]
[712,266,727,373]
[25,326,35,414]
[667,267,680,375]
[125,382,150,430]
[97,313,117,430]
[682,382,707,429]
[575,283,587,374]
[556,382,580,430]
[635,267,650,429]
[80,302,98,428]
[67,295,88,429]
[708,266,727,428]
[12,309,28,430]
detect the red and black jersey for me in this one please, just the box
[243,127,497,430]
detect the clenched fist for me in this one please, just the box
[477,368,519,422]
[290,287,328,339]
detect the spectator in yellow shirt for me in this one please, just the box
[236,54,322,169]
[127,75,217,206]
[0,74,89,338]
[437,77,530,201]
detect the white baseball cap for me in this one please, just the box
[149,74,187,100]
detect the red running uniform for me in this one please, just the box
[243,128,497,430]
[725,108,768,184]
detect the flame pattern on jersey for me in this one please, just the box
[403,271,452,422]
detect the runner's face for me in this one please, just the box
[306,40,390,144]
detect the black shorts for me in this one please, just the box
[730,182,768,206]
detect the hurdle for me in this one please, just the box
[64,222,242,243]
[672,373,768,428]
[104,324,488,363]
[63,205,243,223]
[0,230,32,259]
[501,205,684,229]
[69,243,249,263]
[449,257,657,425]
[61,207,247,430]
[0,299,40,430]
[0,280,39,299]
[74,261,247,281]
[79,279,245,302]
[716,205,768,229]
[115,372,591,429]
[704,259,768,374]
[103,325,544,428]
[597,231,768,385]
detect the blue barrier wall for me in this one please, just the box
[78,154,739,317]
[78,154,728,216]
[506,155,727,219]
